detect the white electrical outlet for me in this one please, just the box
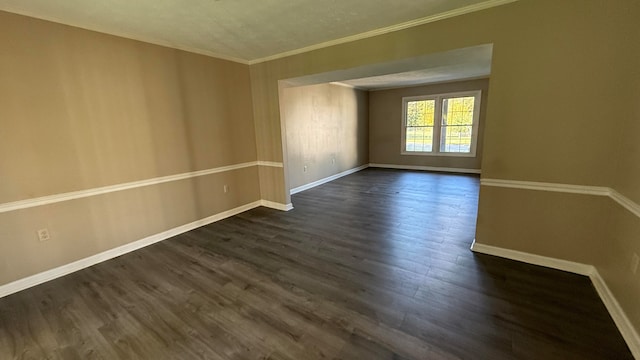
[223,185,229,193]
[331,157,336,165]
[303,165,307,172]
[631,253,639,275]
[37,228,51,242]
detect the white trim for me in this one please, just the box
[0,201,263,299]
[257,161,284,168]
[470,240,640,359]
[610,189,640,219]
[288,163,484,196]
[590,270,640,358]
[480,178,610,196]
[470,240,594,275]
[290,164,369,195]
[0,161,284,214]
[249,0,519,64]
[369,163,481,174]
[400,151,477,158]
[260,200,294,211]
[401,90,481,158]
[1,0,517,65]
[481,179,640,220]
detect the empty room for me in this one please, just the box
[0,0,639,359]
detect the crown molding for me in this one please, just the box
[249,0,519,64]
[2,0,518,65]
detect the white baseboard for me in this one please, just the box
[0,200,263,299]
[260,200,294,211]
[369,163,481,174]
[289,163,480,196]
[471,240,640,358]
[470,240,594,275]
[590,270,640,358]
[290,164,369,195]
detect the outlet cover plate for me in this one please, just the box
[37,228,51,242]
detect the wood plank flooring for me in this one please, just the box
[0,168,632,359]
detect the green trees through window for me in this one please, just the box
[440,96,475,153]
[402,91,480,156]
[405,99,435,152]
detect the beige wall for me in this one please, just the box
[251,0,623,203]
[281,83,368,190]
[250,64,288,203]
[1,0,639,342]
[475,187,610,264]
[0,11,260,284]
[601,6,640,334]
[249,0,640,335]
[369,78,488,170]
[599,201,640,333]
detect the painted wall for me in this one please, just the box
[369,78,488,171]
[1,0,638,343]
[0,11,260,285]
[249,0,640,335]
[601,15,640,333]
[281,83,368,190]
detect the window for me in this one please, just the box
[402,90,481,157]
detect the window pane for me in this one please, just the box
[440,125,472,153]
[441,96,474,126]
[405,99,435,152]
[440,96,474,153]
[406,100,435,126]
[406,126,433,152]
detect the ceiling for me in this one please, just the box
[0,0,515,63]
[282,44,493,91]
[338,45,492,90]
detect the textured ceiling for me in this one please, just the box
[0,0,514,63]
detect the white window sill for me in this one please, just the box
[401,151,477,158]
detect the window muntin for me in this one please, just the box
[402,91,481,157]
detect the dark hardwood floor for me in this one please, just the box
[0,169,632,359]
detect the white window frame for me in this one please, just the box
[401,90,481,157]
